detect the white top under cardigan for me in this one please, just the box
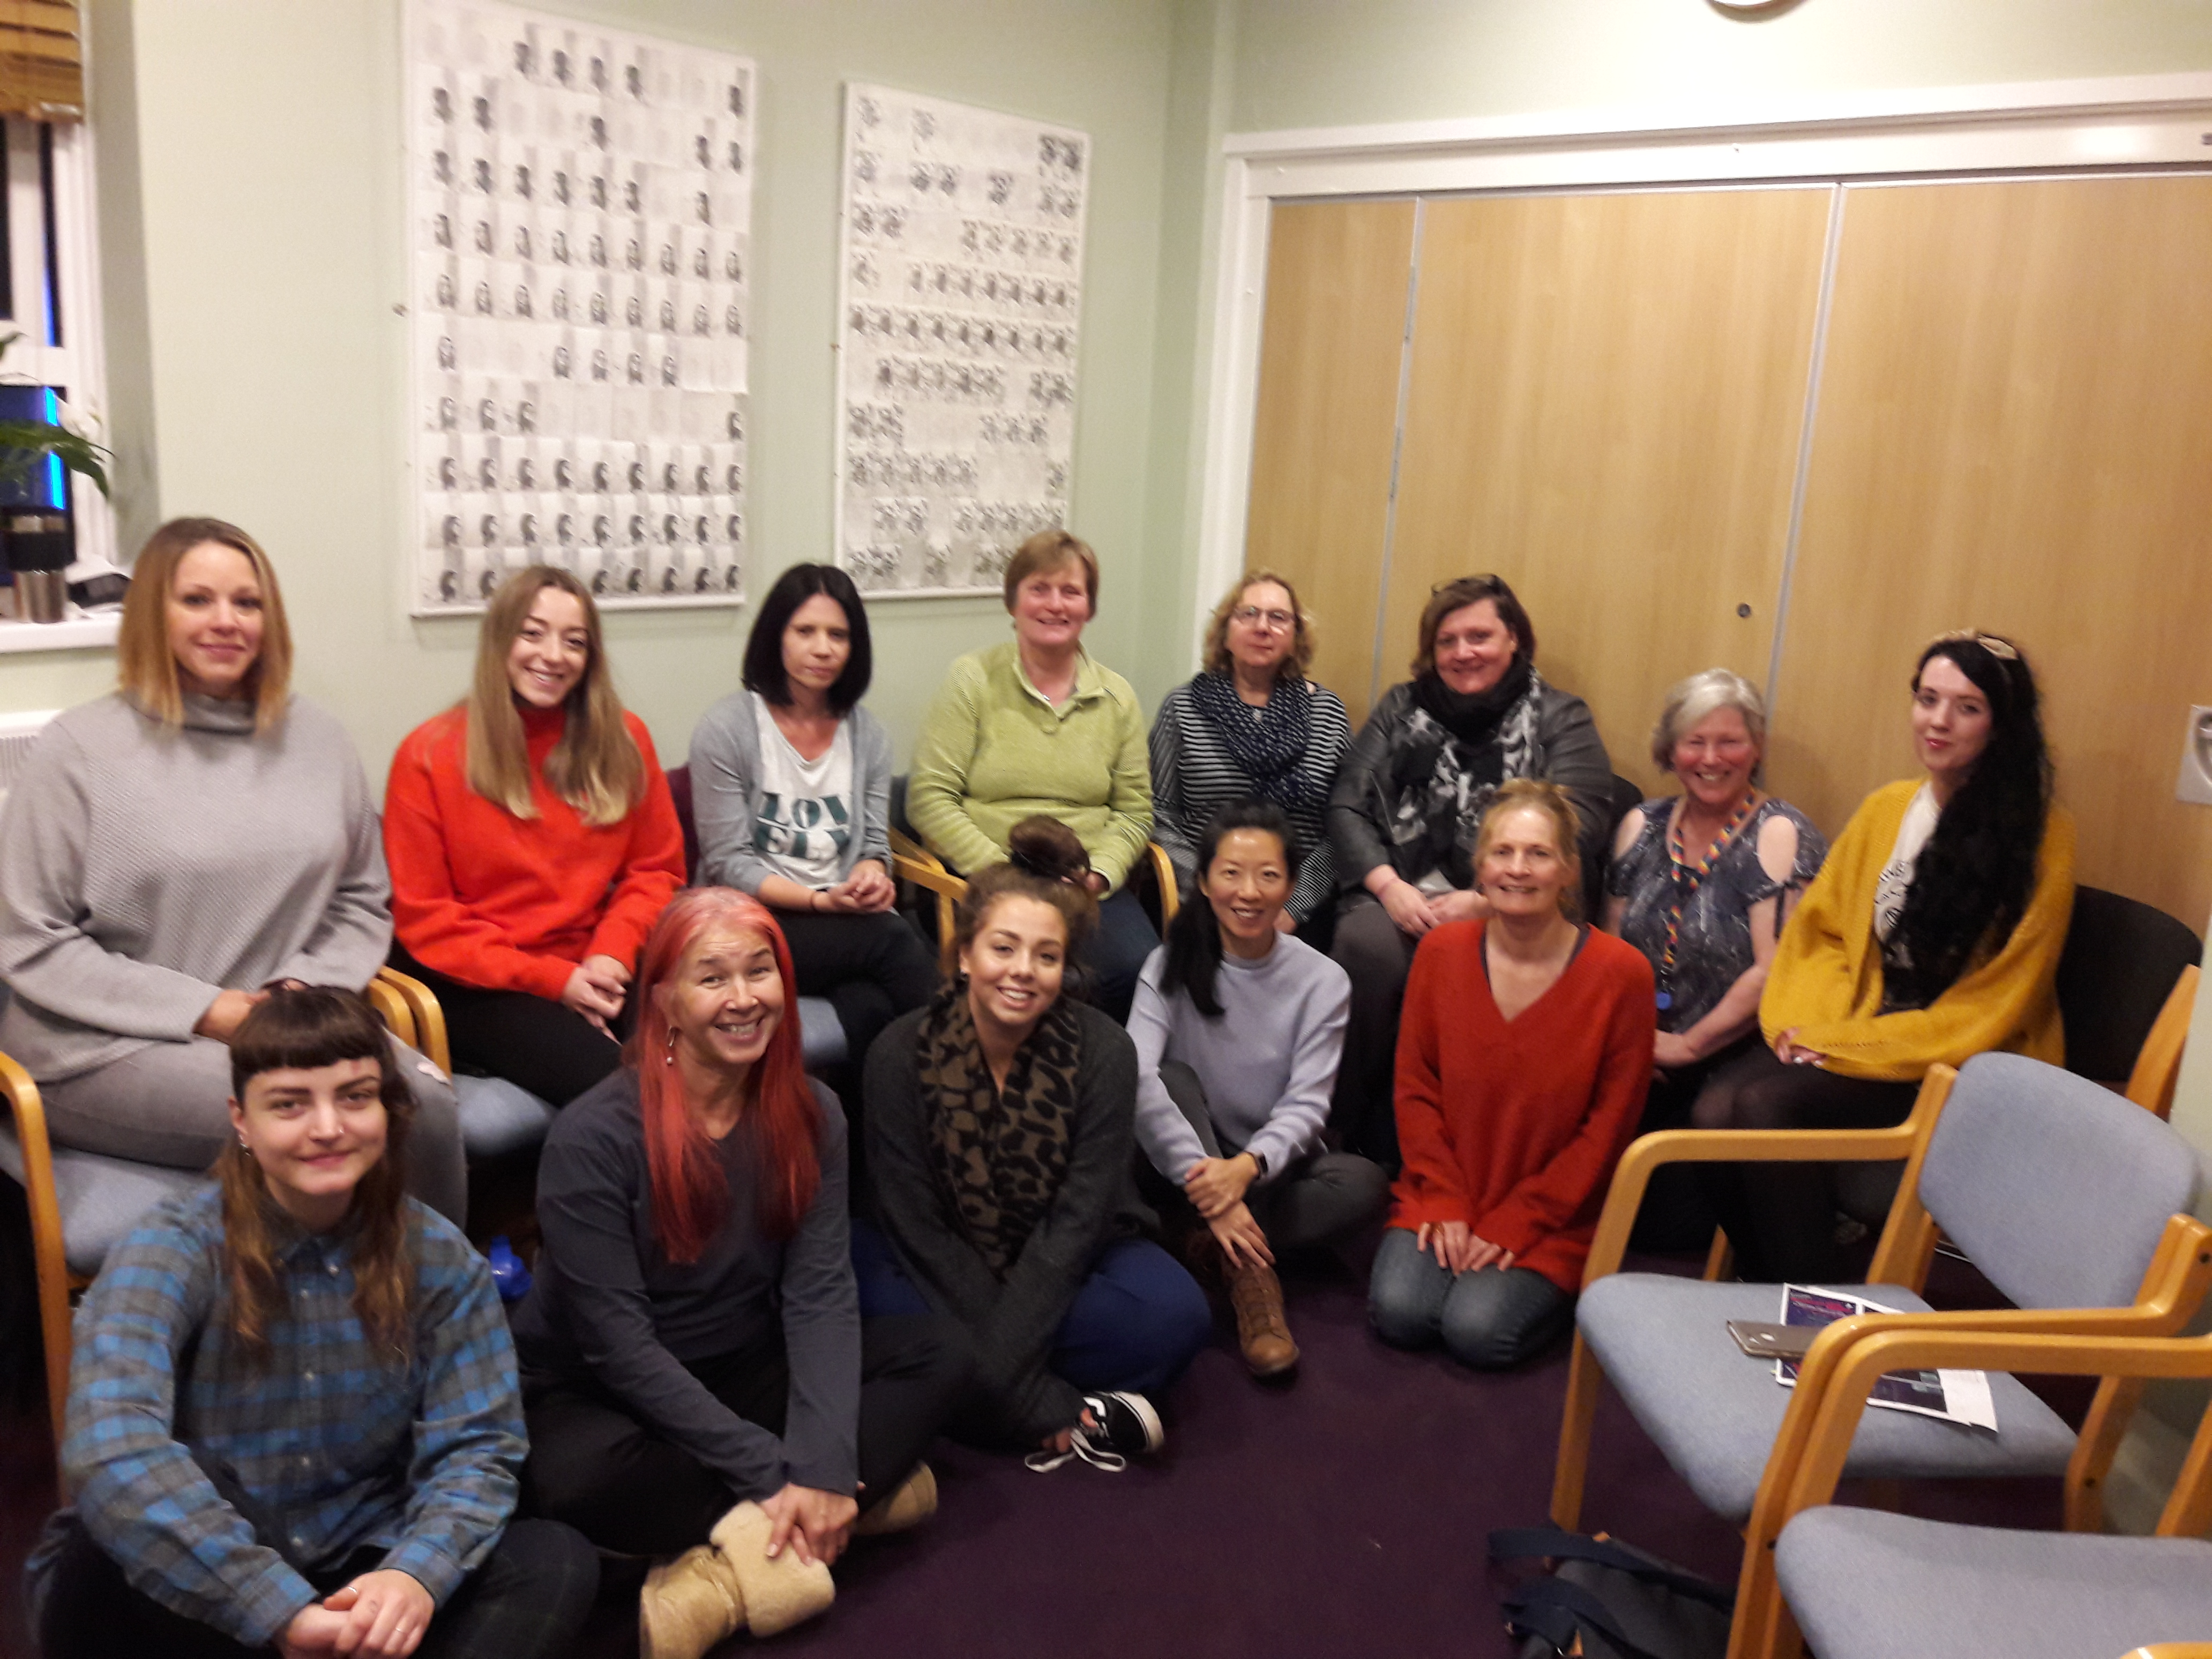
[1127,932,1351,1185]
[0,691,393,1081]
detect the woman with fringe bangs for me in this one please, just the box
[1129,802,1385,1379]
[512,889,971,1659]
[1691,632,2073,1283]
[28,987,597,1659]
[385,565,686,1106]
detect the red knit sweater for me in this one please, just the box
[384,703,686,1000]
[1389,920,1656,1293]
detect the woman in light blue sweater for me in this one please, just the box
[1128,802,1387,1377]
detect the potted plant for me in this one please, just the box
[0,328,111,623]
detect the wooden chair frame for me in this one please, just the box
[2129,962,2200,1121]
[887,827,1180,974]
[1732,1220,2212,1659]
[8,976,436,1473]
[1552,1063,2212,1547]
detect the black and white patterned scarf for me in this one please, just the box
[915,982,1083,1279]
[1385,662,1545,888]
[1186,669,1316,808]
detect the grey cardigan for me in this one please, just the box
[0,691,392,1081]
[864,1000,1140,1445]
[687,692,895,893]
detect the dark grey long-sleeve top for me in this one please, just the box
[510,1068,860,1498]
[864,1001,1138,1445]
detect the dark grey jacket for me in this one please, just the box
[1327,678,1615,910]
[864,1001,1139,1445]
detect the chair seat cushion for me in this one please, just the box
[453,1075,558,1160]
[1578,1274,2079,1522]
[796,996,846,1071]
[0,1125,208,1280]
[1776,1505,2212,1659]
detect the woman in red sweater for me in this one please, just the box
[385,566,685,1105]
[1369,780,1654,1369]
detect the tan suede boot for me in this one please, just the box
[850,1462,938,1538]
[637,1499,836,1657]
[1224,1254,1299,1377]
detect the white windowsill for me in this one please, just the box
[0,610,118,653]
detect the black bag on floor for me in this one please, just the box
[1489,1525,1735,1659]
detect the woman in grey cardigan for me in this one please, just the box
[0,518,464,1222]
[1327,574,1614,1168]
[690,564,937,1083]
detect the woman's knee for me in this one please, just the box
[1366,1230,1442,1349]
[1437,1272,1570,1371]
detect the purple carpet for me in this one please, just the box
[0,1244,2064,1659]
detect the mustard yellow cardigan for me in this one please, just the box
[1760,780,2075,1081]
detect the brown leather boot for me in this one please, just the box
[1224,1254,1299,1377]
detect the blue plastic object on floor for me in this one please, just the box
[487,1235,533,1303]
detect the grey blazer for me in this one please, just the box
[687,692,896,893]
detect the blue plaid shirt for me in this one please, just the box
[51,1186,523,1648]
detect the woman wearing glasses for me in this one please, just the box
[1692,632,2072,1282]
[1148,572,1352,944]
[1327,575,1614,1166]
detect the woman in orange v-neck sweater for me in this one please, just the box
[386,570,684,1106]
[1371,781,1654,1370]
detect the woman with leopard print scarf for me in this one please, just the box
[858,818,1210,1472]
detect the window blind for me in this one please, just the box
[0,2,80,123]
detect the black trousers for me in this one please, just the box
[776,909,940,1076]
[390,944,625,1108]
[1691,1042,1922,1282]
[1327,892,1421,1168]
[1626,1033,1759,1253]
[520,1313,974,1557]
[32,1511,599,1659]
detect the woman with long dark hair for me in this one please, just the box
[690,562,938,1079]
[1693,632,2073,1281]
[29,988,596,1659]
[385,565,686,1106]
[1327,574,1613,1165]
[862,818,1210,1471]
[513,890,970,1658]
[1130,802,1386,1377]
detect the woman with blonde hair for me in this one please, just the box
[27,987,597,1658]
[385,565,685,1105]
[907,529,1156,1021]
[1148,570,1352,939]
[0,517,465,1221]
[1369,781,1653,1370]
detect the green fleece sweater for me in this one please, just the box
[907,641,1153,892]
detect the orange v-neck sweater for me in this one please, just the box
[385,704,686,999]
[1388,920,1656,1293]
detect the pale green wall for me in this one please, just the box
[1229,0,2212,133]
[37,0,1179,782]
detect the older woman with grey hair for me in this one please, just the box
[1601,668,1825,1246]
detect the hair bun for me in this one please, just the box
[1004,816,1090,885]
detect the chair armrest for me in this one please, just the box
[1581,1065,1956,1288]
[888,828,967,900]
[365,973,416,1051]
[1144,842,1179,928]
[2127,962,2198,1119]
[374,967,451,1075]
[0,1049,72,1458]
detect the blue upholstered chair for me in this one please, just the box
[1744,1315,2212,1659]
[1551,1051,2212,1634]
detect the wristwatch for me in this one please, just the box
[1247,1150,1269,1180]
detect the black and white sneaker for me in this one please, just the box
[1022,1391,1164,1473]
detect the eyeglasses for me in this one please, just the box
[1927,629,2019,661]
[1231,606,1296,631]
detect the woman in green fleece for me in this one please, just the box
[906,529,1156,1023]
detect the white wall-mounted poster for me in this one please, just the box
[834,84,1089,597]
[406,0,754,614]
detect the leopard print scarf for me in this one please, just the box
[916,981,1082,1279]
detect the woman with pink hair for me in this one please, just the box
[510,889,971,1657]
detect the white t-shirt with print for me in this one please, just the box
[750,692,855,888]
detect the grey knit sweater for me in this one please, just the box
[0,691,393,1081]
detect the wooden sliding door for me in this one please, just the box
[1383,186,1834,793]
[1773,175,2212,926]
[1242,200,1416,719]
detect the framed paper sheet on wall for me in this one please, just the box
[405,0,754,614]
[834,83,1089,598]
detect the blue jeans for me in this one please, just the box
[853,1220,1209,1396]
[1082,886,1159,1025]
[1367,1226,1573,1370]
